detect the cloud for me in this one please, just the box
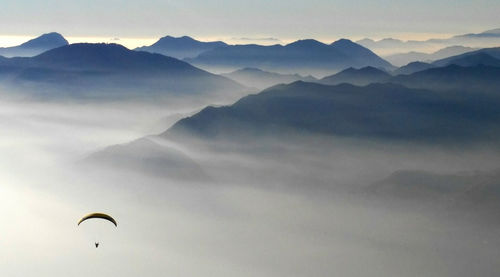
[1,92,500,277]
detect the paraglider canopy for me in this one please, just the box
[78,213,117,227]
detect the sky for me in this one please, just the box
[1,0,499,48]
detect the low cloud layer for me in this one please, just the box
[1,92,499,277]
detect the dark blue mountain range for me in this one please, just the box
[0,43,244,96]
[164,81,500,143]
[390,64,500,93]
[185,39,394,75]
[432,47,500,67]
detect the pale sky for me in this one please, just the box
[0,0,499,47]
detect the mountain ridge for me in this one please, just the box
[0,43,245,97]
[163,80,500,143]
[319,66,391,86]
[185,38,394,75]
[221,67,317,89]
[385,45,477,66]
[135,35,227,59]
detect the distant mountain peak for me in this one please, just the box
[481,28,500,35]
[286,39,326,48]
[20,32,68,48]
[158,35,196,42]
[319,66,391,86]
[0,32,68,57]
[331,38,372,50]
[331,38,354,44]
[135,35,227,59]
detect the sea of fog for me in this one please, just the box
[0,95,499,277]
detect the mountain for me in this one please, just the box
[390,64,500,93]
[482,28,500,35]
[432,47,500,67]
[393,62,435,75]
[356,38,402,49]
[357,28,500,56]
[135,35,227,59]
[221,67,317,89]
[384,46,477,66]
[319,66,390,86]
[384,51,431,67]
[433,52,500,67]
[163,81,500,143]
[455,28,500,39]
[431,45,478,60]
[84,138,208,181]
[0,32,68,57]
[185,39,394,75]
[357,37,435,56]
[0,43,245,97]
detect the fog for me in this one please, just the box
[1,95,499,277]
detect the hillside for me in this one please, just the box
[390,64,500,93]
[221,67,317,89]
[393,62,435,75]
[319,67,391,86]
[433,48,500,67]
[164,81,500,142]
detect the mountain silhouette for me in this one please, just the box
[0,32,68,57]
[390,64,500,93]
[432,47,500,67]
[357,28,500,56]
[319,66,390,86]
[221,67,317,89]
[434,52,500,67]
[164,81,500,142]
[385,46,476,66]
[393,62,435,75]
[135,35,227,59]
[0,43,244,97]
[185,39,394,75]
[455,28,500,39]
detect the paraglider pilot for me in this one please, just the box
[77,212,117,249]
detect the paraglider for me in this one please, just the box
[78,213,117,227]
[78,212,117,248]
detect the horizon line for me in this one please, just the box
[0,28,495,49]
